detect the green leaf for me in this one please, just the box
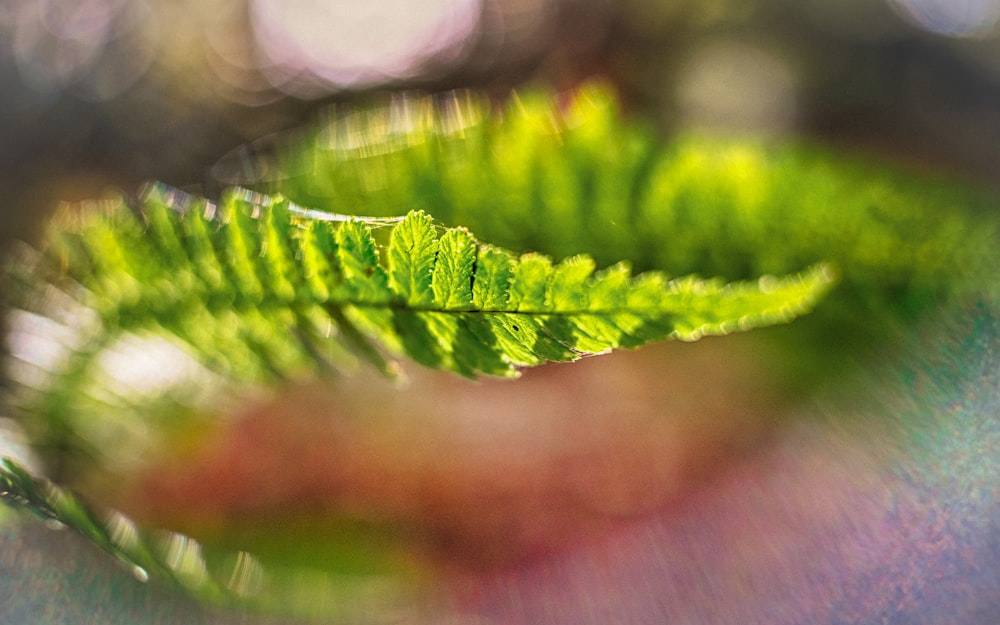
[389,209,437,306]
[333,219,393,304]
[19,193,831,383]
[472,246,514,310]
[509,253,555,312]
[431,228,476,310]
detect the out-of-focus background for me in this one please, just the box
[1,1,999,624]
[2,0,1000,249]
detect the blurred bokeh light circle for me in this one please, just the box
[249,0,483,95]
[8,0,155,99]
[675,40,799,134]
[888,0,1000,38]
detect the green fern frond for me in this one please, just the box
[0,457,219,596]
[10,184,833,381]
[0,457,414,620]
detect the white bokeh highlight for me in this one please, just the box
[889,0,1000,38]
[250,0,483,94]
